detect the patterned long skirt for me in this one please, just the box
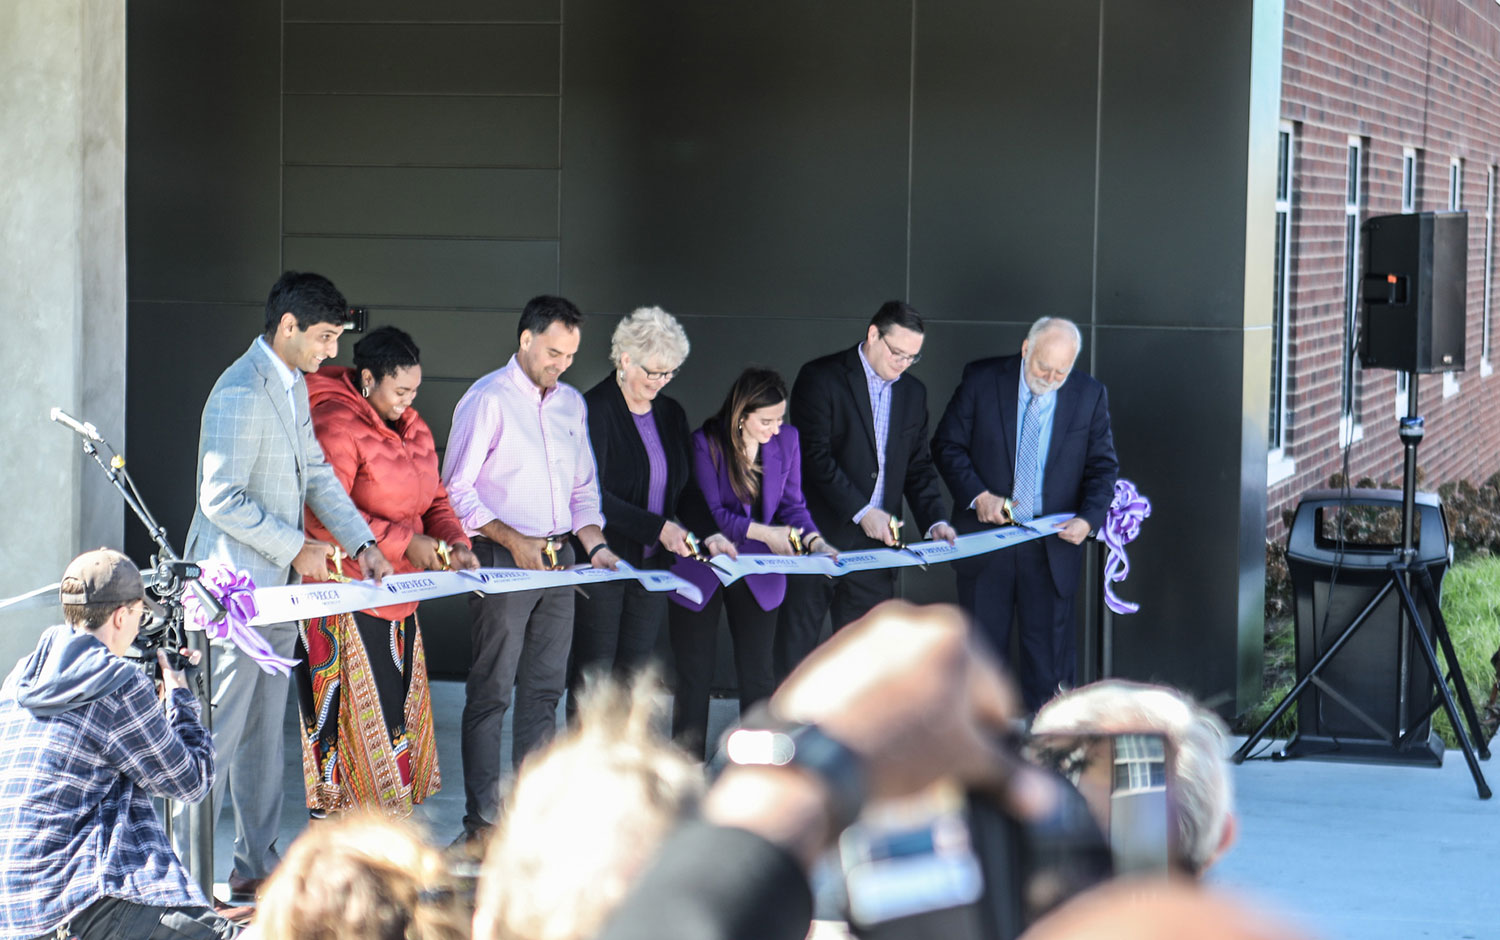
[295,609,440,816]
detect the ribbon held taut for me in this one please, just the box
[1101,479,1152,615]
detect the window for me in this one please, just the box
[1485,166,1496,374]
[1402,148,1417,214]
[1341,137,1365,445]
[1269,123,1296,484]
[1396,148,1418,416]
[1445,157,1464,397]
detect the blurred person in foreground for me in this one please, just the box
[250,814,467,940]
[570,307,728,716]
[298,325,479,817]
[0,549,234,940]
[591,601,1307,940]
[1030,679,1238,877]
[473,672,704,940]
[668,366,838,759]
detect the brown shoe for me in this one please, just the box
[225,871,265,904]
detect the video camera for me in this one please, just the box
[132,559,203,685]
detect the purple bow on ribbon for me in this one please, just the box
[182,564,299,676]
[1101,479,1151,615]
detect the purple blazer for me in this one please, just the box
[671,425,818,612]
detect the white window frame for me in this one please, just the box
[1445,157,1463,397]
[1397,148,1418,416]
[1341,136,1365,446]
[1402,147,1417,214]
[1268,121,1296,484]
[1484,165,1496,376]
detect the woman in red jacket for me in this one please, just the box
[298,325,479,817]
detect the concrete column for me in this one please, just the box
[0,0,126,667]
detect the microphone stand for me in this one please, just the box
[61,421,222,896]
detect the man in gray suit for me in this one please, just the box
[174,271,394,904]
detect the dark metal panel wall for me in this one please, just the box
[126,0,1275,705]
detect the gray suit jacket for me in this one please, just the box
[184,339,373,591]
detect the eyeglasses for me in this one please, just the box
[640,365,680,381]
[880,334,922,366]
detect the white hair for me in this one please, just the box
[473,672,704,940]
[1031,679,1233,875]
[1026,316,1083,353]
[609,306,691,371]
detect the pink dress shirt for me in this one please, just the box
[441,355,605,539]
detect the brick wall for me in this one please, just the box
[1270,0,1500,540]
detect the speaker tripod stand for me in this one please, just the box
[1233,374,1491,799]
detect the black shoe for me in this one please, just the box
[225,871,264,905]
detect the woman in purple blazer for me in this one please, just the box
[669,367,839,759]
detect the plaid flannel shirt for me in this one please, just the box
[0,663,212,939]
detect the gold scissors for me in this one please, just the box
[887,516,929,569]
[542,536,561,570]
[435,539,453,571]
[326,546,353,583]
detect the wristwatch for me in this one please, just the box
[724,715,866,832]
[352,539,377,558]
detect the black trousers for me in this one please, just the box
[955,539,1076,712]
[57,895,240,940]
[568,578,667,716]
[668,580,778,760]
[774,567,896,684]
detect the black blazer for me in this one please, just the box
[931,353,1118,593]
[582,374,700,569]
[789,345,947,548]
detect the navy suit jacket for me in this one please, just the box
[671,425,818,612]
[931,354,1118,594]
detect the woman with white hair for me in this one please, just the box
[569,307,729,713]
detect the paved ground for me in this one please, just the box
[212,682,1497,940]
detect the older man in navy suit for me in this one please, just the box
[932,317,1117,710]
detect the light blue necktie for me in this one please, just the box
[1013,394,1041,523]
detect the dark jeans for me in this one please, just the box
[462,537,576,832]
[568,579,667,717]
[956,539,1076,711]
[59,895,240,940]
[774,566,897,683]
[669,580,778,760]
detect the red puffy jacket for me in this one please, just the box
[303,365,470,620]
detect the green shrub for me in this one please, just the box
[1433,556,1500,746]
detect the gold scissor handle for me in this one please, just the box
[327,546,353,583]
[543,537,561,570]
[888,515,906,549]
[435,539,452,570]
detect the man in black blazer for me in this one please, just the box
[776,302,956,681]
[931,317,1118,711]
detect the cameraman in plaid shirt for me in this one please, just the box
[0,549,239,940]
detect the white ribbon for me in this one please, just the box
[702,512,1075,584]
[245,561,702,627]
[245,513,1074,626]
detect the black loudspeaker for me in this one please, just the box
[1283,489,1446,764]
[1359,211,1467,374]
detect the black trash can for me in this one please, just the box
[1283,488,1446,765]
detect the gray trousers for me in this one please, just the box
[171,621,298,879]
[462,538,575,832]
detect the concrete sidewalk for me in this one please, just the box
[224,683,1496,940]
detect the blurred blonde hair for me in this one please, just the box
[473,671,704,940]
[254,814,467,940]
